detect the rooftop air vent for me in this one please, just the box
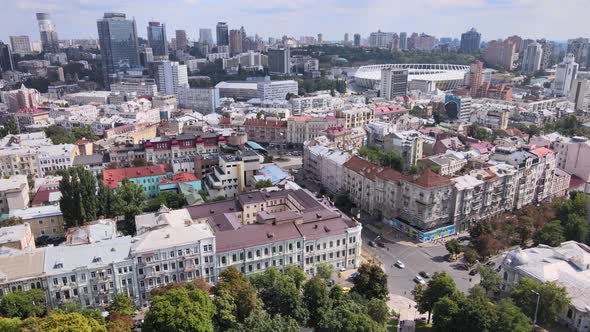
[324,226,330,232]
[92,256,102,263]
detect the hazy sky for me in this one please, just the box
[1,0,588,43]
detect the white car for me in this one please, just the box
[395,260,405,269]
[414,275,426,285]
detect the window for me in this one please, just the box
[53,278,58,285]
[248,251,252,259]
[163,264,168,270]
[91,272,96,278]
[221,256,226,264]
[232,254,237,262]
[138,268,143,275]
[70,275,76,282]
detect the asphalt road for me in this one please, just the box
[361,226,481,297]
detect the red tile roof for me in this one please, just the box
[569,175,585,190]
[31,188,59,207]
[343,156,382,181]
[530,147,555,158]
[103,164,172,189]
[16,108,47,115]
[172,172,198,183]
[372,104,409,115]
[410,169,452,188]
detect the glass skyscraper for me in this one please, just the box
[147,21,168,57]
[36,13,60,53]
[97,12,140,87]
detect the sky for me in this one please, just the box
[0,0,588,43]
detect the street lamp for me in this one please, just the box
[531,290,540,331]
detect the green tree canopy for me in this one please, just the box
[58,167,98,228]
[477,265,502,294]
[533,220,566,247]
[107,293,135,317]
[445,239,463,257]
[0,317,21,332]
[0,289,46,319]
[255,179,273,189]
[142,284,215,332]
[351,263,388,300]
[315,263,334,281]
[510,277,570,325]
[302,277,331,328]
[283,265,307,290]
[21,311,106,332]
[112,178,146,235]
[414,272,459,323]
[216,267,257,323]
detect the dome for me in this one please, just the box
[506,248,530,266]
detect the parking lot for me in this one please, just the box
[362,225,482,297]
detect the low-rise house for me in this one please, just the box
[0,175,29,214]
[103,165,173,199]
[9,205,64,239]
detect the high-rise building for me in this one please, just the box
[460,28,481,54]
[9,36,32,55]
[140,48,154,67]
[150,60,189,95]
[567,38,590,70]
[467,61,484,96]
[147,22,168,57]
[36,13,59,53]
[399,32,407,50]
[354,34,361,47]
[268,48,291,75]
[216,22,229,46]
[482,39,517,70]
[369,30,392,48]
[391,33,400,51]
[536,39,554,70]
[522,42,543,75]
[415,33,436,51]
[553,54,579,97]
[569,78,590,111]
[175,30,188,50]
[506,35,523,54]
[199,28,213,45]
[344,33,349,43]
[97,12,140,87]
[0,42,14,73]
[380,68,408,100]
[317,33,323,44]
[229,29,243,55]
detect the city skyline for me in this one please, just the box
[1,0,589,43]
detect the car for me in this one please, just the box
[458,236,471,242]
[485,261,496,267]
[328,279,335,287]
[368,241,376,247]
[469,269,479,276]
[351,272,360,278]
[414,275,426,284]
[419,271,431,279]
[339,267,346,272]
[395,260,405,269]
[377,241,385,248]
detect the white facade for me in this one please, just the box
[522,42,543,75]
[110,80,158,96]
[153,61,189,96]
[177,87,220,114]
[554,54,579,97]
[380,68,408,100]
[257,79,298,100]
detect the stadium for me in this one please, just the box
[354,64,470,91]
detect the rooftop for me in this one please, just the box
[9,205,62,220]
[103,164,172,189]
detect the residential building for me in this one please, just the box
[500,242,590,332]
[380,68,408,100]
[324,126,366,150]
[569,78,590,112]
[9,36,32,55]
[354,34,361,47]
[103,164,173,198]
[36,13,59,53]
[384,130,423,168]
[150,61,189,95]
[444,95,472,122]
[0,175,29,214]
[289,94,332,114]
[522,42,543,75]
[0,223,35,250]
[291,55,319,75]
[1,84,41,112]
[460,28,481,54]
[303,145,351,193]
[335,107,374,129]
[215,81,258,100]
[287,116,343,145]
[14,108,49,132]
[204,152,263,198]
[9,205,65,239]
[554,54,579,97]
[143,133,224,163]
[482,39,517,70]
[268,48,291,75]
[0,249,47,298]
[110,79,158,96]
[0,41,14,73]
[220,118,287,144]
[175,30,188,50]
[222,51,268,71]
[229,29,243,55]
[97,13,140,87]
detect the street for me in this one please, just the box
[361,224,480,297]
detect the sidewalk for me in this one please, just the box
[387,294,427,321]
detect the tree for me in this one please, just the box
[510,278,570,325]
[107,293,135,317]
[97,182,115,218]
[477,265,502,294]
[2,216,24,226]
[0,317,21,332]
[106,312,133,332]
[21,311,106,332]
[112,178,146,235]
[263,155,273,163]
[213,290,239,331]
[563,214,589,243]
[0,117,19,138]
[0,289,46,319]
[239,308,300,332]
[255,179,273,189]
[316,263,334,281]
[495,299,533,332]
[142,285,215,332]
[432,296,461,332]
[58,167,98,228]
[319,301,386,332]
[351,263,388,300]
[216,267,257,323]
[452,289,497,332]
[250,268,308,323]
[303,277,331,328]
[533,220,565,247]
[283,265,307,290]
[414,272,459,323]
[445,239,462,257]
[71,126,98,141]
[366,298,389,325]
[131,158,148,167]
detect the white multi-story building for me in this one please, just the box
[0,175,30,214]
[152,61,189,96]
[380,68,408,100]
[522,42,543,75]
[204,152,262,199]
[177,87,220,114]
[256,78,298,100]
[37,144,79,176]
[335,107,374,129]
[287,116,343,144]
[289,94,332,114]
[303,145,352,193]
[554,54,579,97]
[110,80,158,96]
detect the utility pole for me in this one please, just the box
[532,290,540,331]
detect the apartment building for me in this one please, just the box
[290,94,332,114]
[9,205,65,239]
[256,78,298,100]
[303,145,352,193]
[204,152,263,199]
[37,144,79,176]
[143,134,225,164]
[220,118,288,145]
[103,165,173,199]
[335,107,374,129]
[0,175,29,214]
[287,116,343,145]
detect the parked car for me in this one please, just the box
[377,241,385,248]
[485,261,496,267]
[419,271,431,279]
[368,241,376,247]
[469,269,479,276]
[351,272,360,278]
[414,275,426,284]
[395,260,405,269]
